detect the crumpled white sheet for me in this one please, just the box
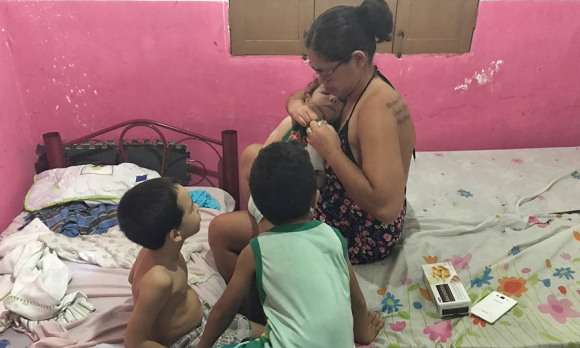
[38,226,205,269]
[2,292,95,333]
[0,219,95,333]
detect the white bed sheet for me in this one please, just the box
[356,146,580,347]
[1,147,579,347]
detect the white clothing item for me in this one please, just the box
[247,196,264,224]
[0,242,70,323]
[25,163,160,211]
[0,218,53,258]
[0,218,95,333]
[2,292,95,333]
[306,144,325,171]
[38,226,205,269]
[188,269,212,285]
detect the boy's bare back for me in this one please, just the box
[128,248,204,345]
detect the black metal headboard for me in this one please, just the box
[35,119,240,210]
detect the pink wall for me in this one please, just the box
[3,0,579,152]
[0,10,35,232]
[0,1,579,227]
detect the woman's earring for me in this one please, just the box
[310,207,316,215]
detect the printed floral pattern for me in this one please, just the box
[364,148,580,348]
[471,315,486,327]
[423,256,438,264]
[497,277,528,297]
[444,253,472,270]
[509,246,520,255]
[423,321,452,343]
[382,292,403,314]
[457,189,473,198]
[390,321,407,332]
[401,278,412,285]
[553,267,575,280]
[538,295,580,324]
[471,268,494,288]
[561,252,571,260]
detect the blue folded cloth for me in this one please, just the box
[24,202,118,237]
[189,190,220,210]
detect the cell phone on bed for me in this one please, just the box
[471,291,517,324]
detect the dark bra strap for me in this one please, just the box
[340,67,416,162]
[340,68,377,132]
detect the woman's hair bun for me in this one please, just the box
[357,0,393,43]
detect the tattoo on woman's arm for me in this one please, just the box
[386,96,411,124]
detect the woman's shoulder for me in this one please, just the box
[367,75,401,103]
[358,80,403,119]
[355,78,412,133]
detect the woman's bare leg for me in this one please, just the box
[208,211,258,282]
[208,210,266,324]
[240,144,262,204]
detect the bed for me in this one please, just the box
[357,147,580,347]
[1,120,579,348]
[0,120,240,347]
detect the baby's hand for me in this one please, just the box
[289,99,322,127]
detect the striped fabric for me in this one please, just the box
[24,202,118,237]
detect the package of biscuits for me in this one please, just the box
[421,262,471,318]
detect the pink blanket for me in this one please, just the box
[30,303,131,348]
[28,262,133,347]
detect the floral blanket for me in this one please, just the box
[354,147,580,347]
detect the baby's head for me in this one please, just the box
[305,80,345,124]
[118,177,201,250]
[250,141,318,226]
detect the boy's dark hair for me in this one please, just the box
[249,141,317,226]
[305,0,393,63]
[117,177,183,250]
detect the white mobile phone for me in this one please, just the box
[471,291,517,324]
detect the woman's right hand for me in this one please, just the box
[288,98,321,127]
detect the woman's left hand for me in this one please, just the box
[307,120,341,159]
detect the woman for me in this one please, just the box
[209,0,414,286]
[288,0,416,265]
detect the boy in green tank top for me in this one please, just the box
[199,141,384,348]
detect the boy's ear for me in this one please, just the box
[168,229,183,243]
[311,190,320,209]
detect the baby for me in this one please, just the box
[248,80,345,232]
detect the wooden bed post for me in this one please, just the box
[221,130,240,211]
[43,132,66,169]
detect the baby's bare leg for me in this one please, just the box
[250,321,266,338]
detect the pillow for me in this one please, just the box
[25,163,160,211]
[184,186,236,213]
